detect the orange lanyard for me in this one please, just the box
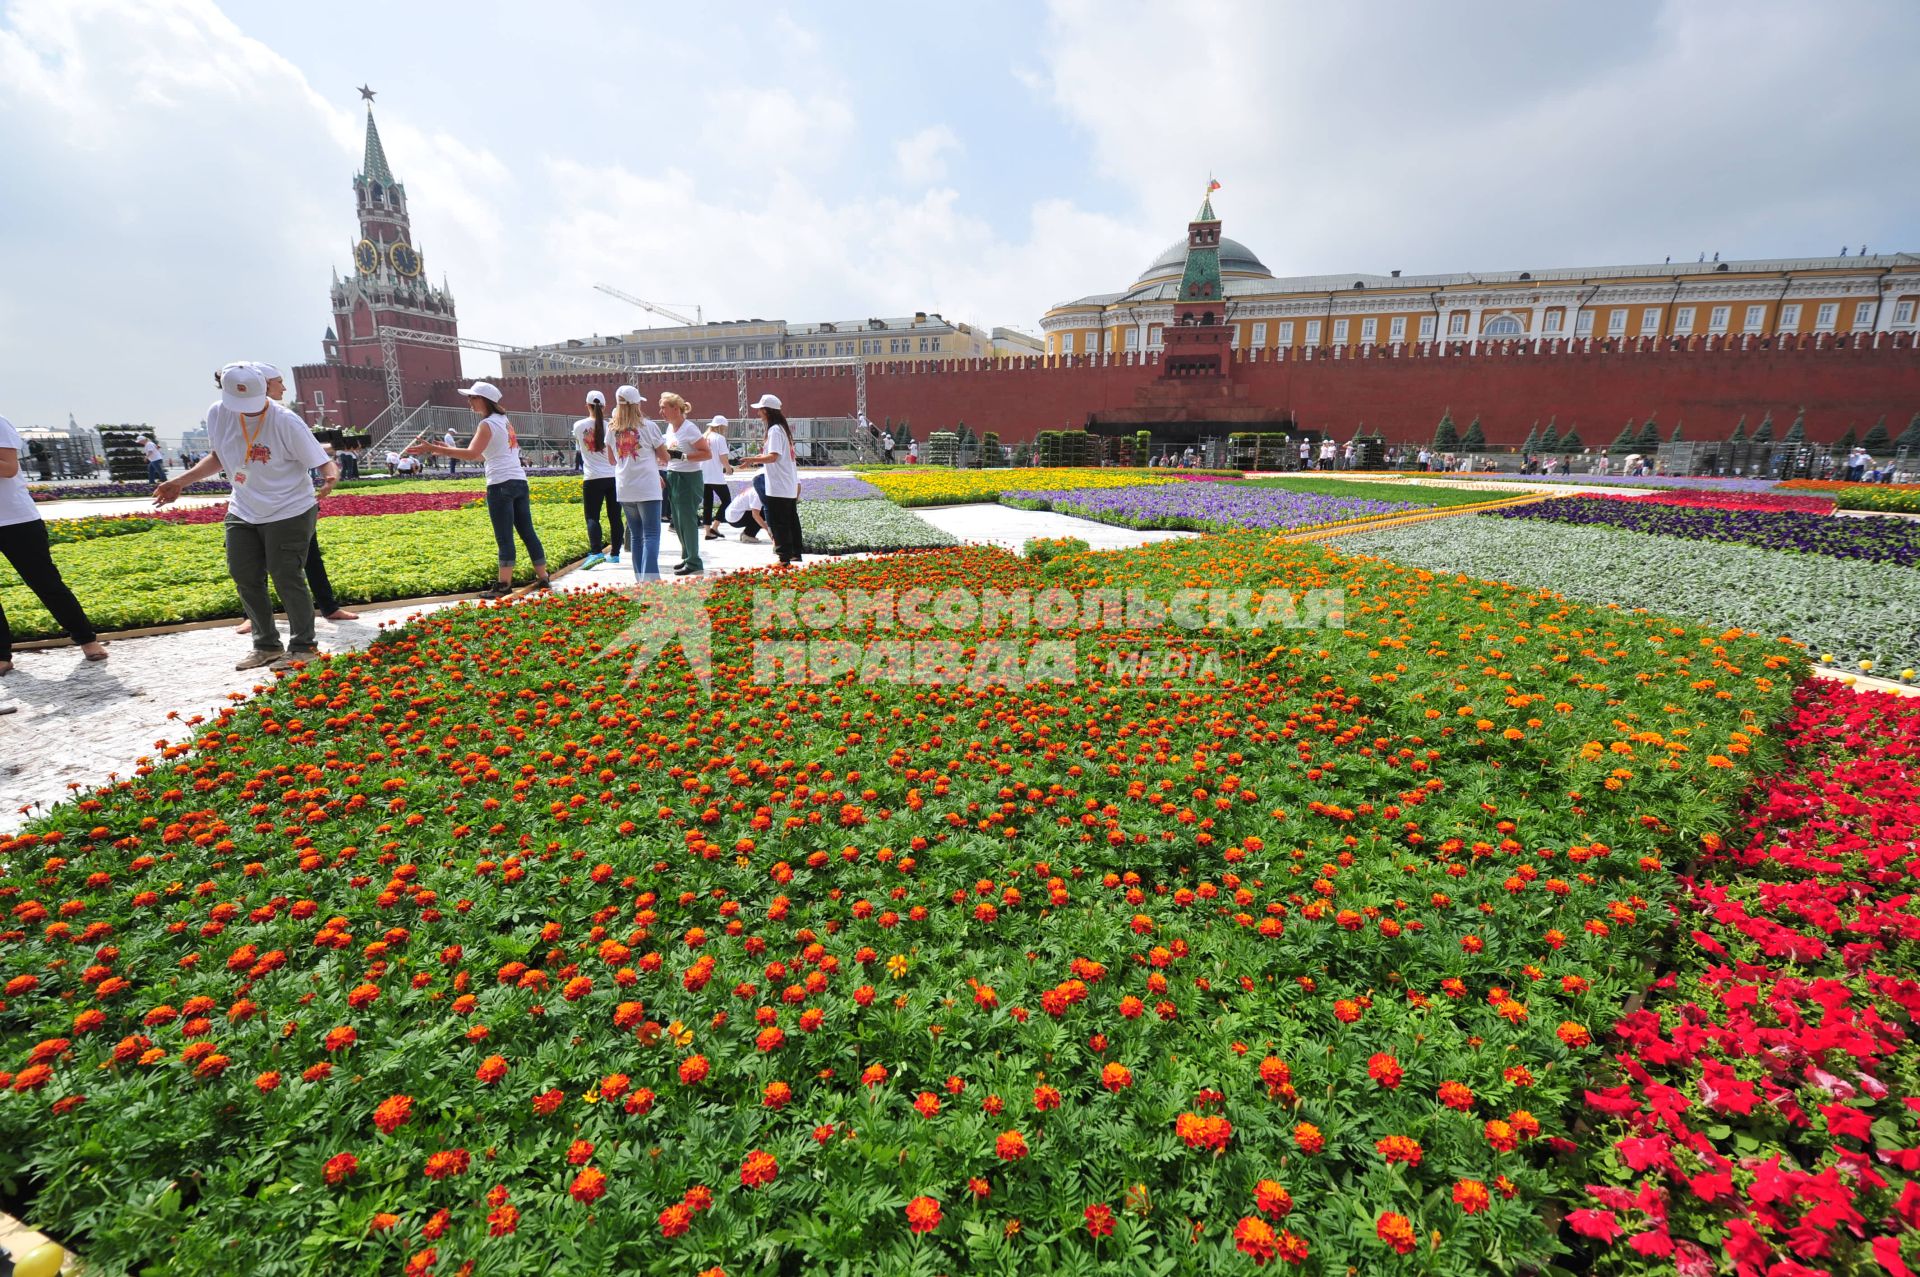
[237,409,268,455]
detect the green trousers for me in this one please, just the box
[225,506,318,652]
[666,470,704,571]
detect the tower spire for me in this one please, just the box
[360,91,395,187]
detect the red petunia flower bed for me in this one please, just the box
[1576,679,1920,1275]
[155,491,480,524]
[1607,491,1838,515]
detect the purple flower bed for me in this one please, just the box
[29,480,232,501]
[999,484,1426,531]
[1490,495,1920,565]
[726,476,884,501]
[1513,473,1782,494]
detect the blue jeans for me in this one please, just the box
[620,500,662,581]
[147,458,164,483]
[484,479,546,568]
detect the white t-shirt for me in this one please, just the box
[477,414,527,485]
[611,421,664,503]
[0,417,44,527]
[725,485,763,522]
[205,401,329,524]
[140,438,162,462]
[666,420,705,473]
[763,422,798,499]
[574,417,615,480]
[701,430,730,483]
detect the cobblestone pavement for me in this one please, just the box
[3,505,1179,831]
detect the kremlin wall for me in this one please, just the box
[298,100,1920,451]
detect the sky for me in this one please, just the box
[2,0,1916,443]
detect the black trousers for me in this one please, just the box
[702,482,731,524]
[763,494,803,563]
[582,478,623,554]
[306,535,338,615]
[0,519,98,660]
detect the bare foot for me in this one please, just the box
[235,619,253,635]
[322,608,360,622]
[81,642,109,662]
[0,660,12,676]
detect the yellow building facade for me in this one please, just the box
[1041,226,1920,358]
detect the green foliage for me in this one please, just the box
[1458,419,1487,451]
[1862,416,1891,452]
[1750,412,1775,445]
[1431,412,1461,451]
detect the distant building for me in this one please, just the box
[504,311,1015,377]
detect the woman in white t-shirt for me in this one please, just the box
[407,381,548,599]
[575,391,624,568]
[700,415,734,541]
[605,385,668,581]
[735,393,803,566]
[658,393,711,575]
[0,414,108,680]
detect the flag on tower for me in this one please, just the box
[1207,178,1222,193]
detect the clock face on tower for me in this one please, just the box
[354,238,379,275]
[389,242,421,278]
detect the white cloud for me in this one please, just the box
[895,125,961,186]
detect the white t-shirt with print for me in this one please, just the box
[575,417,615,480]
[205,401,329,524]
[140,438,162,462]
[477,414,528,485]
[701,430,730,483]
[611,421,665,503]
[763,422,798,499]
[666,420,705,473]
[0,417,44,527]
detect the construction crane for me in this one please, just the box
[593,284,703,326]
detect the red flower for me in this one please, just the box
[532,1088,565,1115]
[684,1185,713,1213]
[913,1090,941,1118]
[323,1025,357,1052]
[323,1152,359,1185]
[1175,1112,1233,1151]
[1033,1084,1062,1111]
[1375,1134,1422,1166]
[905,1195,942,1233]
[373,1093,414,1134]
[995,1130,1029,1161]
[1438,1080,1475,1110]
[678,1055,710,1086]
[1101,1062,1133,1091]
[1254,1179,1293,1218]
[474,1054,507,1085]
[1485,1119,1518,1152]
[1454,1179,1491,1214]
[422,1148,470,1180]
[1376,1211,1416,1254]
[1557,1020,1591,1049]
[755,1026,786,1052]
[487,1204,519,1236]
[1235,1215,1280,1265]
[1567,1209,1620,1243]
[764,1081,793,1109]
[740,1150,779,1188]
[659,1203,692,1237]
[1085,1202,1115,1237]
[569,1167,608,1204]
[1367,1052,1403,1088]
[567,1139,595,1165]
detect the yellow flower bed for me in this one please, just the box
[863,467,1215,507]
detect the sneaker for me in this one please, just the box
[235,649,285,671]
[582,553,606,569]
[607,553,621,564]
[532,576,553,591]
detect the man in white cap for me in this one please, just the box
[158,363,337,670]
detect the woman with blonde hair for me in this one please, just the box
[606,385,667,581]
[658,392,711,575]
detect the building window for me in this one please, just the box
[1148,323,1164,348]
[1816,303,1838,330]
[932,338,942,352]
[1483,315,1523,337]
[1229,325,1240,348]
[1251,322,1267,346]
[1448,312,1467,335]
[1417,316,1435,340]
[1331,319,1349,343]
[1608,309,1627,336]
[1305,320,1322,345]
[1640,308,1661,335]
[1854,301,1874,328]
[1544,311,1562,333]
[1897,300,1915,325]
[1779,303,1802,331]
[1576,310,1594,335]
[1743,305,1765,332]
[1390,316,1407,341]
[1708,306,1729,333]
[1061,333,1075,354]
[1360,317,1377,342]
[1277,321,1295,345]
[1090,332,1103,354]
[1672,307,1695,334]
[1124,327,1140,351]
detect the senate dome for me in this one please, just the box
[1136,237,1272,283]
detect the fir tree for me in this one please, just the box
[1611,419,1638,451]
[1895,411,1920,454]
[1539,421,1559,452]
[1833,426,1857,452]
[1558,427,1583,452]
[1519,424,1540,455]
[1669,421,1684,444]
[1727,416,1747,445]
[1862,415,1891,452]
[1780,409,1806,445]
[1750,412,1775,445]
[1635,416,1661,448]
[1432,412,1461,451]
[1459,418,1486,451]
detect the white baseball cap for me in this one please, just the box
[615,384,646,405]
[221,365,268,413]
[708,415,729,429]
[252,362,284,382]
[585,390,606,407]
[456,381,503,402]
[749,393,782,410]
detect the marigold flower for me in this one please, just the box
[1293,1122,1324,1155]
[995,1130,1029,1161]
[532,1088,565,1115]
[374,1093,415,1134]
[1376,1211,1416,1254]
[1366,1052,1403,1089]
[323,1026,357,1053]
[1376,1134,1423,1167]
[1254,1179,1293,1218]
[323,1152,359,1185]
[1234,1215,1279,1265]
[569,1167,608,1203]
[1101,1062,1133,1091]
[764,1081,793,1109]
[755,1026,786,1053]
[739,1150,779,1188]
[1454,1179,1491,1214]
[423,1148,470,1180]
[905,1195,942,1233]
[567,1139,595,1165]
[1557,1020,1592,1049]
[1438,1080,1475,1110]
[370,1212,400,1233]
[659,1203,692,1237]
[475,1054,507,1085]
[678,1055,710,1086]
[1033,1084,1062,1111]
[860,1062,888,1088]
[1085,1202,1115,1237]
[488,1203,519,1235]
[1485,1119,1518,1152]
[968,1177,991,1199]
[913,1090,941,1118]
[1332,999,1363,1024]
[684,1184,713,1212]
[255,1070,282,1093]
[1175,1112,1233,1151]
